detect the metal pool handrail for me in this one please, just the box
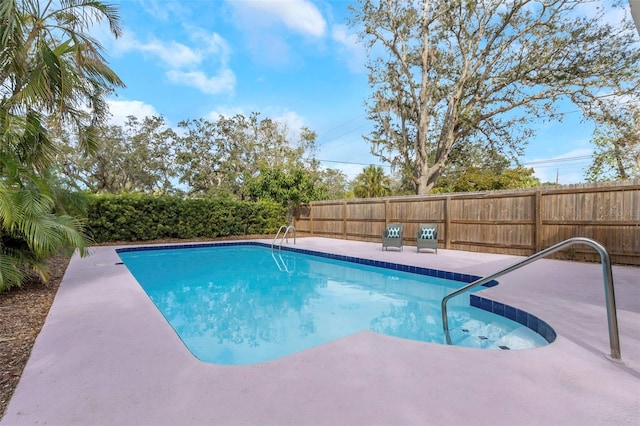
[271,225,296,251]
[440,237,621,360]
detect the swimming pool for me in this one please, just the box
[117,242,552,365]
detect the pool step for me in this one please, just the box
[494,326,547,350]
[453,320,544,350]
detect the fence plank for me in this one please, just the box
[294,180,640,265]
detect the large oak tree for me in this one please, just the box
[350,0,640,194]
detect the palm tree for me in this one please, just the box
[0,0,124,290]
[352,165,392,198]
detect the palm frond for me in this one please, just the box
[0,253,25,292]
[0,0,119,290]
[0,181,24,228]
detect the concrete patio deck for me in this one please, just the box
[2,237,639,425]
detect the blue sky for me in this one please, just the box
[95,0,635,185]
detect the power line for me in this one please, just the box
[312,91,638,156]
[316,157,593,169]
[311,98,638,169]
[521,155,593,166]
[530,161,592,170]
[316,158,390,168]
[316,122,371,149]
[313,155,594,174]
[316,114,367,139]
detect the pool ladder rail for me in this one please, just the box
[272,225,296,251]
[271,251,294,273]
[441,237,621,361]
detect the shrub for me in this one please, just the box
[87,193,286,243]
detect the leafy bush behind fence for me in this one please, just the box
[87,193,287,242]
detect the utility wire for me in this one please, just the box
[317,158,390,167]
[313,154,594,169]
[315,113,367,139]
[311,95,640,170]
[521,155,593,166]
[316,122,371,149]
[312,96,639,161]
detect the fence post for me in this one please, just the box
[535,190,542,253]
[445,196,451,249]
[385,199,391,225]
[309,202,314,236]
[342,200,347,239]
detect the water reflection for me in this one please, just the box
[119,246,491,364]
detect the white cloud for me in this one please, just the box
[271,109,307,141]
[205,107,307,140]
[138,0,190,21]
[332,24,366,73]
[207,106,247,121]
[234,0,327,38]
[111,31,201,68]
[107,100,159,125]
[273,109,306,130]
[108,27,236,96]
[226,0,327,66]
[166,69,236,95]
[188,29,233,64]
[141,38,203,69]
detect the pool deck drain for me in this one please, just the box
[2,237,639,425]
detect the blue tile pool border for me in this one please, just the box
[116,241,556,344]
[116,241,496,287]
[469,295,557,343]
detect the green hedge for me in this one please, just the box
[87,193,287,243]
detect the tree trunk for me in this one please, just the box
[614,143,629,180]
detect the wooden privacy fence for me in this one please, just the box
[294,180,640,266]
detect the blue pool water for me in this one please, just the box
[118,243,550,365]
